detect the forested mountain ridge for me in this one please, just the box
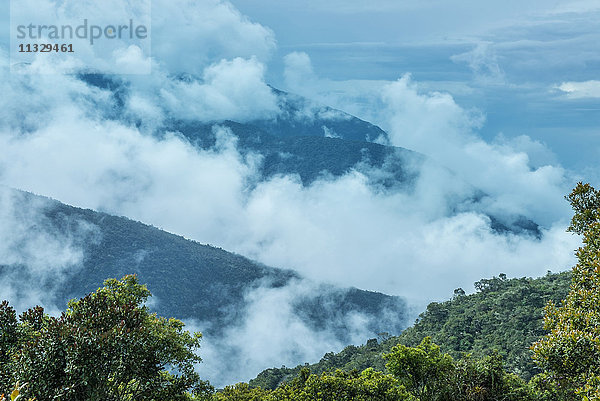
[1,188,408,339]
[250,271,572,389]
[78,72,542,237]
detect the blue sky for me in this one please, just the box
[231,0,600,176]
[2,0,597,174]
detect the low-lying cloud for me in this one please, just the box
[0,69,578,304]
[0,0,586,387]
[0,187,99,314]
[190,279,384,387]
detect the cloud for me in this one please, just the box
[151,0,276,74]
[379,75,570,226]
[0,63,578,303]
[7,0,275,75]
[556,80,600,99]
[0,98,577,305]
[191,279,382,387]
[492,134,558,169]
[9,0,152,74]
[283,51,317,90]
[0,187,99,314]
[155,57,280,122]
[451,43,505,84]
[232,167,577,305]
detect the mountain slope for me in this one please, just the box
[77,73,541,237]
[249,272,572,389]
[1,188,408,340]
[166,119,420,188]
[252,87,388,142]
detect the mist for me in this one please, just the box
[0,61,578,302]
[0,0,586,387]
[188,278,397,387]
[0,187,99,314]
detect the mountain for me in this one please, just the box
[1,188,407,341]
[252,87,388,142]
[76,72,541,237]
[85,73,543,236]
[249,271,572,389]
[166,119,420,188]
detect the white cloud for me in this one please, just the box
[283,51,317,90]
[557,80,600,99]
[493,134,558,168]
[9,0,152,74]
[113,45,152,74]
[0,62,578,303]
[7,0,275,75]
[157,57,280,121]
[192,279,378,387]
[380,75,569,226]
[151,0,276,74]
[0,187,99,314]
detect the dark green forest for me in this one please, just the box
[250,271,572,390]
[2,182,600,400]
[5,189,408,340]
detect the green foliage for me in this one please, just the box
[233,340,536,401]
[280,368,412,401]
[213,382,275,401]
[385,337,453,400]
[216,368,412,401]
[0,302,19,394]
[566,182,600,235]
[532,183,600,399]
[384,338,535,401]
[249,338,395,389]
[398,272,571,380]
[251,272,571,389]
[450,352,534,401]
[1,275,210,401]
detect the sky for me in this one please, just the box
[232,0,600,176]
[0,0,598,386]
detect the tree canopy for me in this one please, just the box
[0,275,210,401]
[532,182,600,400]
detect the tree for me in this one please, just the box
[565,182,600,235]
[532,182,600,400]
[0,301,19,395]
[2,275,211,401]
[384,336,454,401]
[451,352,534,401]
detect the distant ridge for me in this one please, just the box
[1,188,409,341]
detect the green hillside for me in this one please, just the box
[250,271,572,389]
[2,189,408,339]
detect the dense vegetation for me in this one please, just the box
[249,271,571,389]
[0,275,211,401]
[3,189,408,339]
[531,182,600,399]
[3,182,600,400]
